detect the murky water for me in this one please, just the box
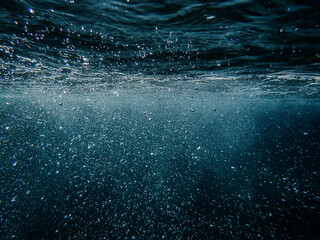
[0,0,320,239]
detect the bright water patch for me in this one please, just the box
[0,87,319,239]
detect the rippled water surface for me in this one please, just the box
[1,0,320,239]
[1,0,320,88]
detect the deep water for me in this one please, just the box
[0,0,320,239]
[1,89,319,239]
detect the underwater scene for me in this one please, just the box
[1,0,320,239]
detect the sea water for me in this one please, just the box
[0,0,320,239]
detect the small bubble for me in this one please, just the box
[206,16,216,20]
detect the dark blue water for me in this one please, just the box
[1,0,320,80]
[1,0,320,239]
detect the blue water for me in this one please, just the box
[1,0,320,239]
[1,0,320,81]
